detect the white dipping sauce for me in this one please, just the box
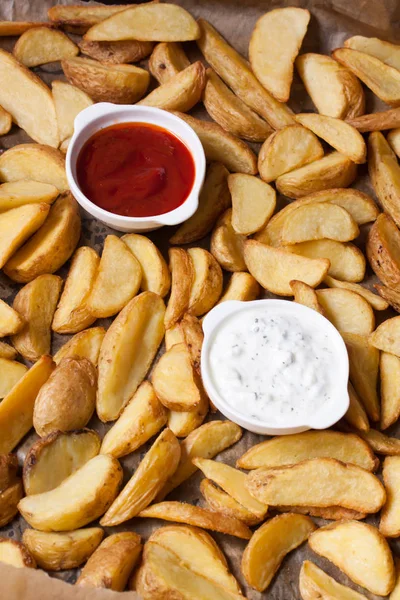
[208,306,336,424]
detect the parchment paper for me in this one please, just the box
[0,0,400,598]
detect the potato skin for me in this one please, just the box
[33,357,97,437]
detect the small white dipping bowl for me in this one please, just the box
[201,299,349,436]
[66,103,206,233]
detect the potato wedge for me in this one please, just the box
[19,454,122,531]
[237,430,377,471]
[296,53,365,119]
[276,504,367,521]
[179,313,204,372]
[367,214,400,289]
[77,532,142,591]
[0,341,17,360]
[203,68,272,143]
[343,334,380,422]
[14,27,78,67]
[85,3,200,42]
[258,125,323,184]
[33,357,97,437]
[299,560,369,600]
[100,381,167,458]
[0,481,23,527]
[52,80,93,143]
[249,8,309,103]
[357,429,400,455]
[368,131,400,227]
[200,479,261,526]
[229,174,275,236]
[0,21,54,36]
[100,429,180,526]
[168,400,208,438]
[4,193,81,284]
[276,152,357,198]
[62,57,149,104]
[157,420,242,500]
[79,39,153,65]
[244,240,329,296]
[392,559,400,600]
[0,355,55,454]
[23,528,103,571]
[11,274,62,362]
[316,288,375,335]
[0,181,58,213]
[138,61,205,112]
[197,19,294,129]
[381,352,400,430]
[0,203,50,270]
[193,458,268,518]
[173,113,258,175]
[187,248,223,316]
[346,382,370,432]
[388,127,400,159]
[0,143,67,191]
[149,42,189,84]
[0,539,36,569]
[121,233,170,297]
[242,513,316,592]
[0,454,19,494]
[23,429,101,496]
[296,113,366,163]
[48,4,138,34]
[247,458,386,513]
[324,275,388,310]
[170,162,231,244]
[348,107,400,132]
[0,359,27,399]
[0,49,59,147]
[210,209,246,272]
[333,47,400,107]
[164,248,193,329]
[138,502,252,539]
[345,35,400,70]
[370,316,400,358]
[217,272,260,304]
[0,105,11,136]
[0,299,24,337]
[380,456,400,537]
[54,326,105,366]
[290,280,324,314]
[308,521,395,596]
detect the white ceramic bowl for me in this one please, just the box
[201,299,350,435]
[66,103,206,232]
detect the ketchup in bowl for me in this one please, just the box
[76,122,195,218]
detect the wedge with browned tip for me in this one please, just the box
[200,479,262,526]
[122,233,170,297]
[324,275,388,310]
[367,213,400,289]
[217,272,260,304]
[290,280,325,314]
[52,80,93,143]
[229,174,275,236]
[0,181,58,213]
[164,248,193,328]
[48,4,139,34]
[347,107,400,132]
[13,27,78,67]
[79,39,154,65]
[299,560,369,600]
[149,42,190,84]
[276,504,367,521]
[54,326,105,366]
[210,209,246,272]
[356,428,400,456]
[187,247,223,316]
[344,35,400,70]
[0,539,36,569]
[369,316,400,357]
[0,480,23,528]
[0,143,68,191]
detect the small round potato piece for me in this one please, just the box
[33,357,97,437]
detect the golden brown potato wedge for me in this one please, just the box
[12,274,62,362]
[0,105,11,136]
[0,355,55,454]
[0,539,36,569]
[0,480,23,528]
[121,233,170,297]
[0,359,27,399]
[381,352,400,430]
[4,193,81,284]
[79,39,153,65]
[0,21,55,36]
[101,429,180,526]
[290,280,325,314]
[0,181,58,213]
[0,299,24,337]
[77,532,142,591]
[23,429,101,496]
[62,57,150,104]
[0,203,50,270]
[237,430,378,471]
[23,528,103,571]
[367,213,400,289]
[48,4,138,33]
[229,174,275,236]
[299,560,369,600]
[203,69,272,143]
[54,326,105,366]
[296,52,365,119]
[244,240,329,296]
[168,399,208,438]
[138,61,205,112]
[197,19,294,129]
[276,152,357,198]
[392,559,400,600]
[380,456,400,537]
[97,291,165,422]
[179,313,204,373]
[164,248,193,329]
[100,381,167,458]
[346,382,370,432]
[333,47,400,107]
[357,428,400,455]
[217,272,260,304]
[173,113,258,175]
[388,127,400,159]
[249,8,310,103]
[370,315,400,357]
[0,143,67,191]
[210,209,246,272]
[170,162,231,245]
[157,420,242,500]
[0,341,17,360]
[308,521,395,596]
[149,42,190,84]
[0,49,59,147]
[52,80,93,143]
[296,113,366,163]
[316,288,375,335]
[242,513,316,592]
[33,357,97,437]
[19,454,122,531]
[276,504,367,521]
[187,247,223,316]
[348,107,400,132]
[85,3,200,42]
[0,454,19,495]
[324,275,389,311]
[344,35,400,70]
[200,479,262,526]
[258,124,323,184]
[369,131,400,227]
[13,27,78,67]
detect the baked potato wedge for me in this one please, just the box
[357,429,400,455]
[242,513,316,592]
[370,316,400,357]
[187,247,223,316]
[381,352,400,430]
[369,131,400,227]
[0,105,11,136]
[344,35,400,70]
[316,288,375,335]
[281,202,359,244]
[19,454,122,531]
[229,174,275,236]
[388,127,400,159]
[0,454,19,498]
[210,209,246,272]
[48,4,138,33]
[290,280,325,314]
[299,560,369,600]
[23,429,101,496]
[367,213,400,289]
[218,272,260,304]
[0,143,67,191]
[0,539,36,569]
[121,233,170,297]
[53,326,105,366]
[200,479,262,526]
[0,21,54,36]
[148,42,189,83]
[380,456,400,537]
[52,80,93,143]
[346,382,370,432]
[23,528,103,571]
[168,395,209,438]
[11,274,62,362]
[0,341,17,360]
[164,248,193,328]
[324,275,388,311]
[79,39,154,65]
[13,27,78,67]
[100,429,180,526]
[0,299,24,337]
[348,107,400,132]
[0,359,27,399]
[0,181,58,213]
[0,480,23,528]
[275,504,367,521]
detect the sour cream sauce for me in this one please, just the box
[208,306,336,424]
